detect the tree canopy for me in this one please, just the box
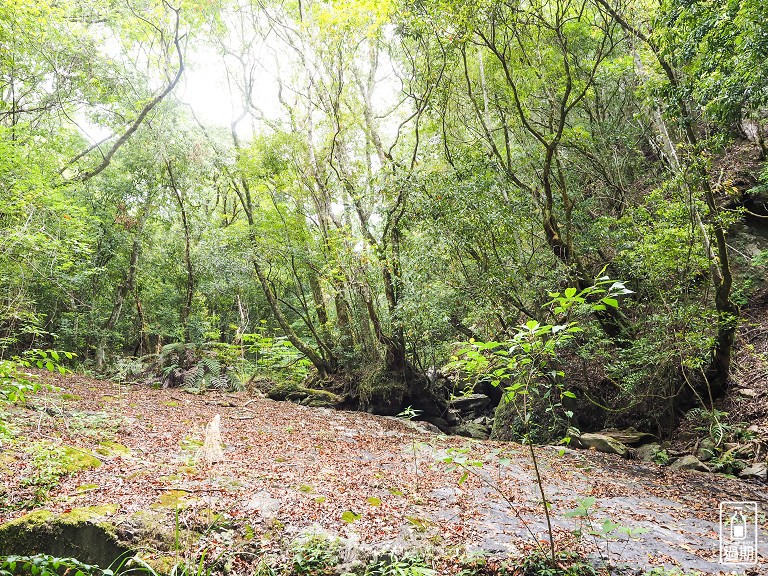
[2,0,768,433]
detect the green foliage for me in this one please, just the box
[0,0,765,485]
[685,408,756,473]
[289,534,340,576]
[362,556,435,576]
[653,450,671,466]
[563,497,650,561]
[686,408,730,447]
[450,279,629,442]
[0,349,72,403]
[0,349,73,438]
[513,551,598,576]
[641,568,702,576]
[241,333,313,383]
[19,444,71,508]
[0,554,226,576]
[0,554,114,576]
[656,0,768,127]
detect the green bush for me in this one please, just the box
[289,534,340,576]
[0,554,112,576]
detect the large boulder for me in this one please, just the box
[669,455,710,472]
[576,433,630,458]
[598,428,657,446]
[449,394,491,413]
[0,506,129,567]
[451,422,491,440]
[739,463,767,481]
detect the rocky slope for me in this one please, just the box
[1,373,766,574]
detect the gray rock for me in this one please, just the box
[449,393,491,413]
[669,455,710,472]
[566,427,583,448]
[577,432,630,458]
[445,409,461,426]
[636,442,662,462]
[696,439,717,462]
[739,463,767,481]
[451,422,490,439]
[408,420,442,434]
[245,490,282,519]
[472,415,493,426]
[599,427,658,446]
[421,416,449,433]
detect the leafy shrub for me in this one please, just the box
[642,568,702,576]
[289,533,340,576]
[0,349,73,404]
[0,349,73,438]
[241,333,313,383]
[513,551,598,576]
[0,554,112,576]
[362,556,435,576]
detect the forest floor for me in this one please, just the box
[1,373,767,575]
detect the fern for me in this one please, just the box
[162,364,180,378]
[182,358,227,391]
[686,408,730,447]
[159,342,188,360]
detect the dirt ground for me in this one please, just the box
[1,373,767,574]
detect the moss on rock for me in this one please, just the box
[0,505,128,568]
[60,445,103,472]
[267,381,342,407]
[96,441,131,457]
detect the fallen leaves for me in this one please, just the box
[1,371,766,574]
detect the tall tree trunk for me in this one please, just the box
[595,0,738,396]
[133,287,149,357]
[166,160,194,340]
[95,207,150,369]
[251,257,334,376]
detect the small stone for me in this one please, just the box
[245,490,282,519]
[739,463,767,481]
[669,455,710,472]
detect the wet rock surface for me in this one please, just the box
[3,374,767,575]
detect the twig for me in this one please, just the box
[155,487,227,493]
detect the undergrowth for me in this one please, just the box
[0,551,705,576]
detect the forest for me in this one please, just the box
[1,0,768,574]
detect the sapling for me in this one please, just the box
[397,405,422,490]
[447,276,633,566]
